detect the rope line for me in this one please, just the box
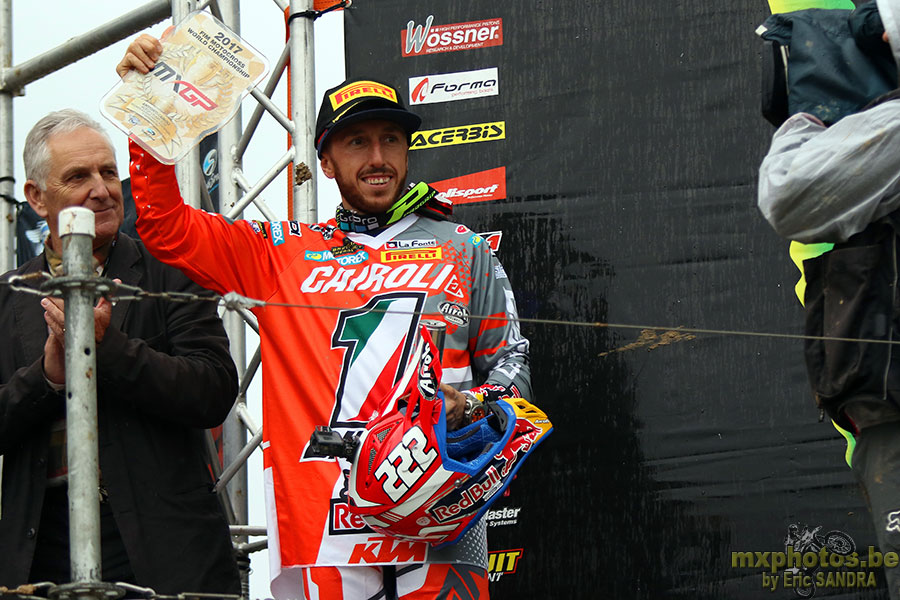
[1,274,894,348]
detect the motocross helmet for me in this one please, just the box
[346,324,552,549]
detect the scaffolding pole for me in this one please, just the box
[60,208,103,594]
[215,0,252,596]
[289,0,317,223]
[0,0,14,274]
[172,0,203,209]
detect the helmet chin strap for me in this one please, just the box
[335,182,453,233]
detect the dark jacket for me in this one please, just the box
[0,233,240,594]
[803,216,900,430]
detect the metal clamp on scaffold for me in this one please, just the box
[38,275,118,301]
[287,0,351,24]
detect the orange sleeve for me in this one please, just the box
[129,139,279,301]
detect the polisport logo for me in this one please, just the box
[431,167,506,205]
[403,16,503,57]
[409,68,499,106]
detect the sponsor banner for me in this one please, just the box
[439,301,470,325]
[431,167,506,205]
[410,121,505,150]
[479,231,503,253]
[409,67,499,106]
[271,221,286,246]
[329,80,399,110]
[402,16,503,57]
[385,238,438,249]
[305,249,369,267]
[381,248,443,263]
[488,548,524,582]
[486,506,522,528]
[349,536,427,564]
[329,499,372,535]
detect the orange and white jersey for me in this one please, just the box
[129,143,531,589]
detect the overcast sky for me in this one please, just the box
[11,2,346,597]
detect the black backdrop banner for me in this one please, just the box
[345,2,886,599]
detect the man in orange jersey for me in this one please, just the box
[119,34,531,600]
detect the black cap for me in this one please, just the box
[315,78,422,158]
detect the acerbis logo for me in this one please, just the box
[409,68,499,106]
[403,16,503,57]
[410,122,504,150]
[431,167,506,205]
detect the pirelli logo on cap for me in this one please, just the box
[381,248,443,263]
[330,81,399,109]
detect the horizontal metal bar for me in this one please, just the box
[1,0,171,92]
[226,150,293,220]
[229,525,267,536]
[214,429,263,493]
[236,43,290,162]
[234,539,268,554]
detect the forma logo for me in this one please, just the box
[409,68,499,106]
[402,16,503,57]
[431,167,506,205]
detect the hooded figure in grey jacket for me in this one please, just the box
[759,1,900,596]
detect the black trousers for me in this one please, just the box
[852,420,900,600]
[29,484,136,589]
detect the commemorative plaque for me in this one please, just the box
[101,10,268,164]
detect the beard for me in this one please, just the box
[333,166,407,215]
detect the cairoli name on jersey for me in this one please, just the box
[301,262,455,294]
[381,248,442,263]
[330,81,398,110]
